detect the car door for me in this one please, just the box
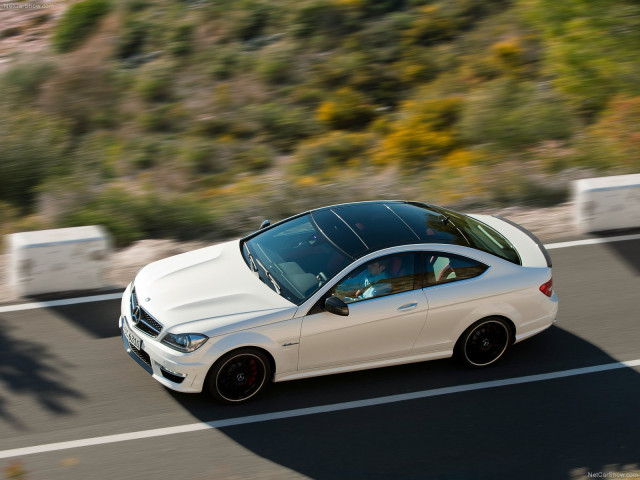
[298,252,428,370]
[413,251,490,353]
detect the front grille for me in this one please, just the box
[130,342,152,367]
[131,288,163,338]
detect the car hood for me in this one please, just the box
[133,240,295,331]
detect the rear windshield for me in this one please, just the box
[440,208,521,265]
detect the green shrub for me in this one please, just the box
[572,95,640,172]
[135,61,173,102]
[293,131,373,174]
[227,0,277,41]
[403,4,461,46]
[40,64,119,132]
[137,103,188,132]
[53,0,111,52]
[123,0,149,12]
[373,96,461,167]
[129,140,159,170]
[180,139,231,176]
[315,87,376,130]
[524,0,640,116]
[0,60,54,103]
[360,0,406,17]
[169,23,194,57]
[209,45,243,79]
[459,79,577,150]
[311,51,368,89]
[117,18,149,59]
[0,108,71,211]
[73,131,125,179]
[247,103,321,151]
[255,41,297,84]
[234,144,275,172]
[345,13,410,55]
[63,187,218,247]
[290,0,356,46]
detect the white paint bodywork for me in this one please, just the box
[466,214,549,268]
[120,217,558,393]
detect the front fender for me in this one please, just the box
[208,317,302,377]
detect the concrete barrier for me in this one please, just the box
[7,225,112,297]
[574,173,640,233]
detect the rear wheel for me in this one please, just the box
[457,318,511,367]
[207,348,271,404]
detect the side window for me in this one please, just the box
[425,252,487,286]
[330,253,416,304]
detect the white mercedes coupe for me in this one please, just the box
[119,201,557,404]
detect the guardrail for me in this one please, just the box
[7,225,112,296]
[574,173,640,233]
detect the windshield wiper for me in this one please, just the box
[243,243,258,272]
[254,257,281,294]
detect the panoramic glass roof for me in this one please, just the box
[310,201,467,259]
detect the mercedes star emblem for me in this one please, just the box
[132,306,141,325]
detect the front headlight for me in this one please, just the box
[161,332,209,353]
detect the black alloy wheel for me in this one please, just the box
[458,318,511,367]
[208,349,271,404]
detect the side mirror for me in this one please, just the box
[325,296,349,316]
[259,219,271,230]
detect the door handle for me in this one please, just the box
[397,302,418,311]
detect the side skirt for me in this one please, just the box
[274,350,453,383]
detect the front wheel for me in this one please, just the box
[457,318,511,368]
[207,348,271,404]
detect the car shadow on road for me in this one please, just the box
[169,326,640,480]
[594,229,640,275]
[27,298,123,339]
[0,319,86,428]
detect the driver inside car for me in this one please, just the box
[334,258,390,303]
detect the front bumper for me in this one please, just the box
[119,285,215,393]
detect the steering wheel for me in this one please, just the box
[317,271,328,286]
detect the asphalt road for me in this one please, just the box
[1,235,639,480]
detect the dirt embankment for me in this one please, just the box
[0,1,72,72]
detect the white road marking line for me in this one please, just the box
[545,233,640,250]
[1,358,639,460]
[1,232,639,313]
[0,293,123,313]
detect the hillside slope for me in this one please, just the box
[1,0,639,245]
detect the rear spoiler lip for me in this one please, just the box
[493,216,552,268]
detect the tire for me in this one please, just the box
[457,317,511,368]
[207,348,271,405]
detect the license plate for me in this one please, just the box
[123,321,142,351]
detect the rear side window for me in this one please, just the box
[438,209,521,265]
[424,253,488,286]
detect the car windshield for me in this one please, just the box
[241,215,351,305]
